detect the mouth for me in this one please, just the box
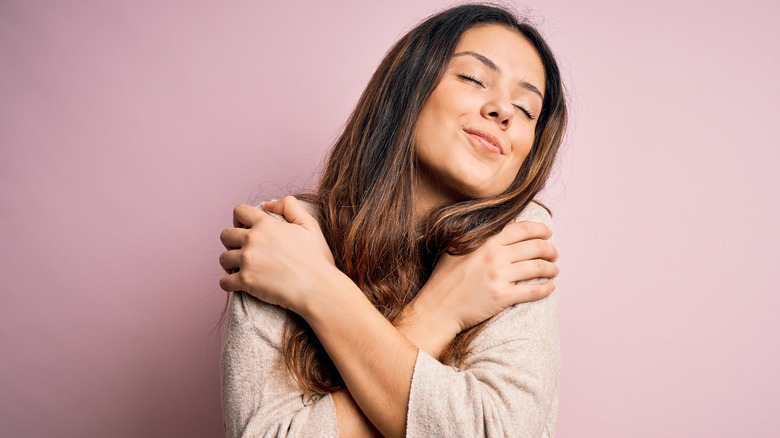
[464,128,503,155]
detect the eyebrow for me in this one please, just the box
[452,51,544,100]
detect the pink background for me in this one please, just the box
[2,0,778,436]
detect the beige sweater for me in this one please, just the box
[221,201,560,437]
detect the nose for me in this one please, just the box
[481,92,514,129]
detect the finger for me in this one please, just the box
[264,196,319,230]
[219,249,242,273]
[219,272,243,292]
[511,280,556,303]
[220,227,247,250]
[510,259,559,283]
[506,238,558,263]
[232,204,265,229]
[497,221,553,245]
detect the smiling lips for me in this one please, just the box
[464,129,503,155]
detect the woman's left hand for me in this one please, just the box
[218,196,341,313]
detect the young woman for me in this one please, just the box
[218,4,567,437]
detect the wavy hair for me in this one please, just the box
[282,3,568,395]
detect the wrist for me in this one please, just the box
[296,268,367,324]
[394,292,460,359]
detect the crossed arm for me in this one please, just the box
[219,197,559,437]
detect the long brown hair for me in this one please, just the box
[283,3,568,395]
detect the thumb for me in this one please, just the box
[265,196,319,230]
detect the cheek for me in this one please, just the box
[511,130,536,165]
[414,102,458,156]
[412,117,436,160]
[421,97,454,128]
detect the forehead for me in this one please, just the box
[453,24,546,96]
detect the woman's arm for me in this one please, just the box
[333,271,556,436]
[404,201,561,436]
[220,197,559,438]
[405,290,560,437]
[220,291,452,438]
[220,293,451,438]
[329,295,467,437]
[221,292,341,437]
[329,299,459,438]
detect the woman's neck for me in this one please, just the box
[412,172,460,223]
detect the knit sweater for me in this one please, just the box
[221,201,560,437]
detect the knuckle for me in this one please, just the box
[478,243,495,261]
[239,251,253,265]
[488,285,505,302]
[244,230,259,244]
[542,283,554,298]
[527,222,547,239]
[532,282,551,300]
[531,284,543,299]
[237,270,252,286]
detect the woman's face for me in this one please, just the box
[413,24,545,210]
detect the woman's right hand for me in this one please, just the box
[414,220,559,336]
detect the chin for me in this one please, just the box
[455,186,503,201]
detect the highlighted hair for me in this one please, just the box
[283,3,568,395]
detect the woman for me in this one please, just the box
[219,4,567,437]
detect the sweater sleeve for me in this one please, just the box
[405,201,561,438]
[221,291,338,438]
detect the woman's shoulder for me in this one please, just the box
[225,291,290,350]
[224,197,316,337]
[467,200,559,355]
[514,200,552,227]
[473,289,559,351]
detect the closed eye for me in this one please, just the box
[459,73,536,120]
[458,74,485,88]
[513,104,536,120]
